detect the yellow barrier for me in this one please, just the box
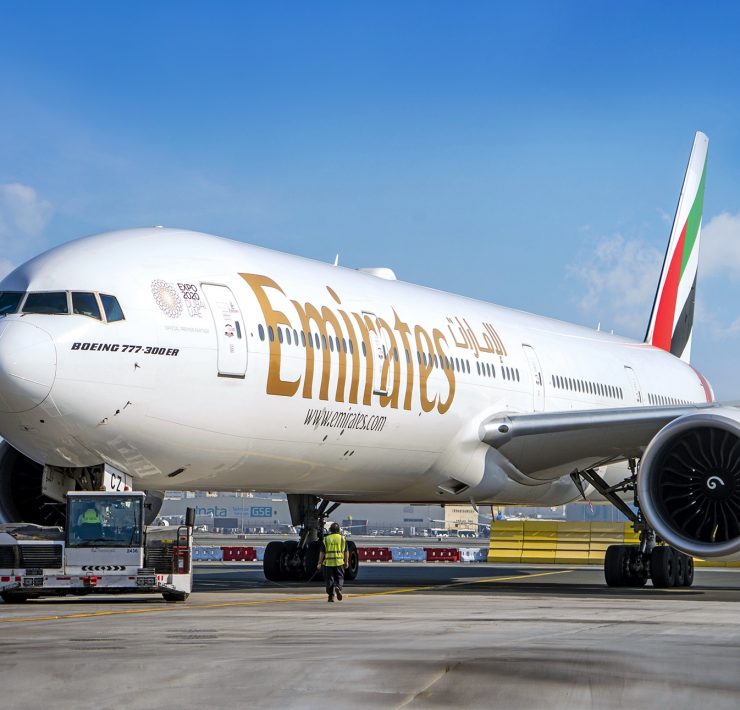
[554,522,590,564]
[487,520,523,563]
[487,520,740,567]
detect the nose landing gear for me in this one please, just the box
[262,494,359,583]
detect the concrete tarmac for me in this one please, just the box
[2,563,739,709]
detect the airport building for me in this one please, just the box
[160,492,628,536]
[159,492,486,536]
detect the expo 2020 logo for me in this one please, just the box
[151,279,183,319]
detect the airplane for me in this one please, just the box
[0,130,735,591]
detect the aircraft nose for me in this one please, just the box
[0,320,57,413]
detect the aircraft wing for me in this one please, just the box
[479,401,737,479]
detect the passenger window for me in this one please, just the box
[258,324,265,341]
[0,291,23,315]
[23,291,69,315]
[268,326,275,342]
[71,292,102,320]
[100,294,125,322]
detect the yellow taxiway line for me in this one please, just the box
[0,568,574,625]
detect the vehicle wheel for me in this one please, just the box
[302,540,321,582]
[281,540,300,581]
[344,540,359,581]
[0,592,29,603]
[263,541,285,582]
[604,544,628,587]
[682,554,695,587]
[162,591,189,602]
[674,550,687,587]
[651,546,676,588]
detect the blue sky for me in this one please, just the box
[2,1,740,396]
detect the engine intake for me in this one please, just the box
[638,410,740,560]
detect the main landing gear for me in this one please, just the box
[571,463,695,589]
[262,494,359,583]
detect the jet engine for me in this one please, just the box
[638,409,740,561]
[0,440,164,526]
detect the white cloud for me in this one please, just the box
[0,183,53,275]
[699,211,740,279]
[567,234,663,337]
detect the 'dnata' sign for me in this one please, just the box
[241,273,507,416]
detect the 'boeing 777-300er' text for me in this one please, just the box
[0,131,736,589]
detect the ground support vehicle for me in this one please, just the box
[0,491,194,603]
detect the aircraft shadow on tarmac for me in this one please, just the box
[191,564,738,601]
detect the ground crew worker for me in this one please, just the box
[317,522,348,602]
[76,503,103,540]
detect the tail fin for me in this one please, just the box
[645,131,708,362]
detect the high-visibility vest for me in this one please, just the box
[80,508,101,524]
[322,533,346,566]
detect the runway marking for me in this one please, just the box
[0,569,574,625]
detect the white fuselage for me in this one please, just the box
[0,229,712,505]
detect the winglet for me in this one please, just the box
[645,132,708,363]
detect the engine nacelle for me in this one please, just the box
[639,409,740,561]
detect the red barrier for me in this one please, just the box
[424,547,460,562]
[358,547,392,562]
[221,546,238,561]
[221,546,257,562]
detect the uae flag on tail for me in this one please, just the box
[645,131,708,364]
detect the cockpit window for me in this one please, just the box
[72,292,102,320]
[100,294,124,322]
[22,291,69,315]
[0,292,23,316]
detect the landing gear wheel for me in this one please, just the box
[604,544,629,587]
[604,545,647,587]
[281,540,300,581]
[0,592,29,603]
[303,540,322,582]
[162,591,189,602]
[683,554,695,587]
[674,551,687,587]
[263,541,285,582]
[344,540,359,581]
[651,546,676,588]
[625,546,648,587]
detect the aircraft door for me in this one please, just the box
[522,344,545,412]
[201,284,247,378]
[624,365,643,405]
[363,311,389,396]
